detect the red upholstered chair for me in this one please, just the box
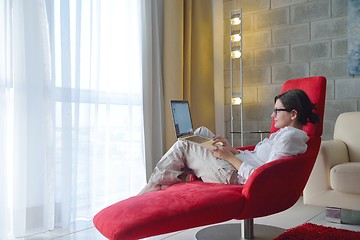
[93,76,326,240]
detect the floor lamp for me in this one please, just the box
[230,9,243,147]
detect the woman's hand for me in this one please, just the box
[212,146,234,160]
[212,135,239,155]
[212,146,242,170]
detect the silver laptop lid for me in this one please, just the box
[170,100,194,138]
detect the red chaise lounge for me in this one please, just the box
[93,76,326,240]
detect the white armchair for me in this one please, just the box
[303,112,360,223]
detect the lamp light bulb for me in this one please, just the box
[231,97,242,105]
[231,17,241,26]
[231,33,241,42]
[231,50,241,59]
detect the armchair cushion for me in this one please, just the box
[334,112,360,163]
[330,162,360,194]
[322,140,349,168]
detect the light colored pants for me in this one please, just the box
[148,127,240,185]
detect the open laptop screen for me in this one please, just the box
[170,100,194,138]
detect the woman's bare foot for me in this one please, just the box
[160,184,170,190]
[137,183,171,195]
[137,183,160,195]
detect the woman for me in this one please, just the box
[138,89,320,195]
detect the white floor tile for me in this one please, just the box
[55,227,107,240]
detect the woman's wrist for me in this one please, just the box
[231,149,239,155]
[227,156,242,170]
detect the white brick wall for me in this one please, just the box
[223,0,360,143]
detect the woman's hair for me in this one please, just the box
[274,89,320,126]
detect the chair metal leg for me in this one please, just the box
[243,218,254,239]
[195,219,284,240]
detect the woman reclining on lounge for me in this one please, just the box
[138,89,320,195]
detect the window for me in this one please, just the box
[49,0,146,224]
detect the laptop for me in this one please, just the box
[170,100,218,150]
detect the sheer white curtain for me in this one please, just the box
[0,0,147,238]
[49,0,146,228]
[0,0,53,237]
[141,0,165,179]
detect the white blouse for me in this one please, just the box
[235,126,309,184]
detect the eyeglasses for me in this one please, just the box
[273,108,290,115]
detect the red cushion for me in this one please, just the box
[93,181,244,240]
